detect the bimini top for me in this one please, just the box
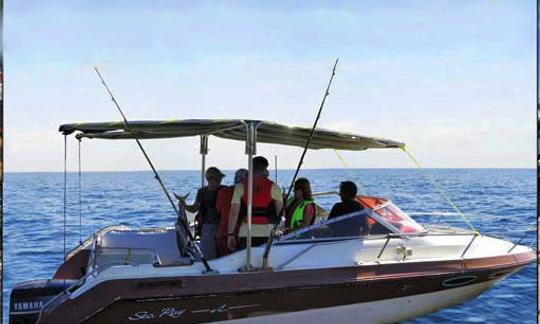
[59,119,404,151]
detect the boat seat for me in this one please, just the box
[98,228,193,267]
[96,247,157,270]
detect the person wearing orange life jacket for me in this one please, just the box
[284,177,316,233]
[215,168,248,257]
[227,156,283,251]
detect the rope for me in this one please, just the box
[78,138,82,245]
[63,135,67,261]
[332,149,366,195]
[401,146,478,233]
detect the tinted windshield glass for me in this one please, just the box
[372,203,424,233]
[283,210,391,240]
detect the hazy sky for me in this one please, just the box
[5,0,536,172]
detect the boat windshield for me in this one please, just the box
[372,202,425,234]
[280,200,424,241]
[281,210,385,241]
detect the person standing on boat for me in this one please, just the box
[215,168,248,256]
[328,181,369,235]
[185,166,226,259]
[284,177,316,232]
[227,156,283,251]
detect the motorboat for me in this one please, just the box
[9,119,535,324]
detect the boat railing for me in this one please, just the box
[280,224,531,243]
[277,227,533,269]
[65,225,131,260]
[460,227,536,258]
[312,190,339,197]
[277,230,477,245]
[482,228,537,253]
[376,233,400,260]
[460,233,479,258]
[276,230,480,267]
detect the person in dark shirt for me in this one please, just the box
[185,166,226,259]
[328,181,369,235]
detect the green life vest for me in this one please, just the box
[287,198,315,230]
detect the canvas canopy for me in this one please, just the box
[59,119,404,151]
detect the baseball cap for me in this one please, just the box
[234,168,248,183]
[205,167,226,180]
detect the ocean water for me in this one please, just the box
[3,169,537,323]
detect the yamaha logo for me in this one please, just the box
[13,300,43,311]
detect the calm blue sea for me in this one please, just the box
[3,169,537,323]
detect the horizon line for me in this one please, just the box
[4,167,536,174]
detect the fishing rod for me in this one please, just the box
[93,67,213,272]
[262,58,339,268]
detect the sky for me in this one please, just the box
[4,0,536,172]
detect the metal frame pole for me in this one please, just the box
[243,121,258,270]
[200,135,208,187]
[274,154,278,184]
[63,134,67,262]
[78,138,83,245]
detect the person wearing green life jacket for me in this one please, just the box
[285,178,316,232]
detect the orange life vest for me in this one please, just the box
[240,176,277,225]
[216,186,236,238]
[355,196,377,226]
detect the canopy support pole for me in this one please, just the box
[63,134,68,262]
[78,138,83,245]
[200,135,208,187]
[241,121,259,271]
[274,154,278,184]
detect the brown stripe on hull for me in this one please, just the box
[38,250,535,324]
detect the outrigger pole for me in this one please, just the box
[93,67,213,273]
[262,58,339,268]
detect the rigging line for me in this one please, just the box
[332,150,423,211]
[63,134,67,262]
[401,146,478,234]
[78,138,82,245]
[93,67,212,272]
[333,149,429,217]
[332,149,366,195]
